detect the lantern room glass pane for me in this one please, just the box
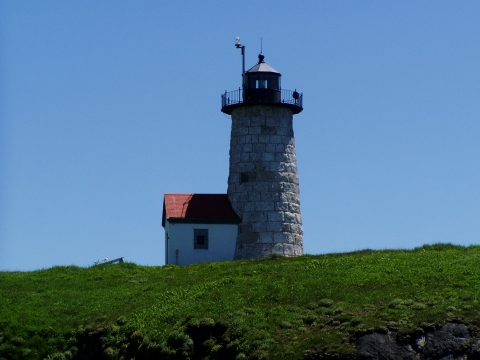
[268,75,280,90]
[247,73,281,90]
[256,79,267,88]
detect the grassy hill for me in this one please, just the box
[2,244,480,359]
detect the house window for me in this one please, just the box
[194,229,208,250]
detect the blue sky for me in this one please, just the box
[1,1,479,271]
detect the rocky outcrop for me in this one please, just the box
[356,322,480,359]
[356,331,417,360]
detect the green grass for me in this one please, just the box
[2,243,480,359]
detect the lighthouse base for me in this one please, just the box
[236,243,303,259]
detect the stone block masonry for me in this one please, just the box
[228,105,303,259]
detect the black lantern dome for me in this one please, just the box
[244,54,281,103]
[221,53,303,115]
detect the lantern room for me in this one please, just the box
[221,44,303,115]
[244,54,281,103]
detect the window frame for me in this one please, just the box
[194,228,209,250]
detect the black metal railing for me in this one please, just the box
[221,88,303,109]
[222,88,244,107]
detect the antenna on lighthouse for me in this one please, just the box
[235,37,246,92]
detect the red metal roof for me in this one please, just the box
[162,193,240,227]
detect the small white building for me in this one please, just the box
[162,193,241,266]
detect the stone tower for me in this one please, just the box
[221,49,303,259]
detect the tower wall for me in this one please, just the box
[227,105,303,259]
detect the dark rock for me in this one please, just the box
[356,332,418,360]
[421,323,470,359]
[354,323,477,360]
[470,339,480,359]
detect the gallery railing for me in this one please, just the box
[221,88,303,109]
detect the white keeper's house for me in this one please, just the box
[162,194,241,266]
[162,39,304,266]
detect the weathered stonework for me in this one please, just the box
[228,105,303,259]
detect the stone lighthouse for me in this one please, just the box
[221,41,304,259]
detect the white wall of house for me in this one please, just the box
[164,221,237,266]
